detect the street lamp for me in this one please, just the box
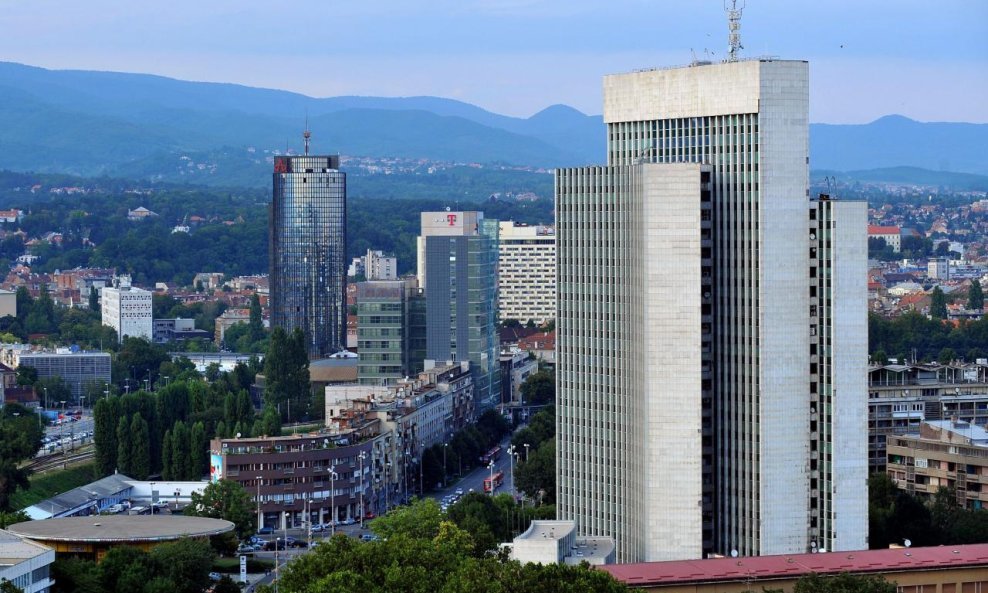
[385,461,391,512]
[256,476,263,530]
[80,396,86,412]
[523,443,530,462]
[442,442,448,489]
[487,460,495,495]
[59,401,66,453]
[150,482,156,515]
[507,445,516,495]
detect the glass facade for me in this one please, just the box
[356,280,426,385]
[270,155,347,358]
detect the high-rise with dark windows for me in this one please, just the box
[269,137,347,359]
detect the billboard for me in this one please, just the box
[210,454,223,483]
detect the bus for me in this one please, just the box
[480,446,502,465]
[483,471,504,493]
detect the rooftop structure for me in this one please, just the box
[509,520,615,566]
[7,516,233,561]
[601,544,988,592]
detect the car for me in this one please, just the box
[151,501,168,509]
[263,540,286,551]
[454,488,464,495]
[310,523,324,532]
[342,518,355,525]
[208,572,222,581]
[249,537,269,547]
[257,526,275,535]
[236,543,256,554]
[105,504,125,514]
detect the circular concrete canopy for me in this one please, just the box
[8,516,234,543]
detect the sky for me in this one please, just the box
[2,0,986,123]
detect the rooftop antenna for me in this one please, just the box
[303,111,311,156]
[725,0,745,62]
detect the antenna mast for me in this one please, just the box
[303,113,311,156]
[725,0,745,62]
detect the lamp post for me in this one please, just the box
[59,400,66,453]
[256,476,263,530]
[418,442,424,496]
[507,445,516,496]
[43,387,48,411]
[358,451,367,528]
[442,442,448,489]
[523,442,530,462]
[80,396,86,412]
[274,538,280,593]
[385,462,391,512]
[329,465,337,537]
[150,482,156,515]
[487,460,495,495]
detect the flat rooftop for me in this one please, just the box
[516,520,576,541]
[8,516,234,543]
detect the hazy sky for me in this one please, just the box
[3,0,986,123]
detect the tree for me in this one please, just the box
[161,429,174,481]
[99,545,157,593]
[130,414,151,479]
[149,538,215,593]
[514,440,555,505]
[248,293,264,342]
[0,579,23,593]
[263,328,310,422]
[189,421,207,479]
[116,415,132,476]
[185,479,255,539]
[170,421,191,480]
[213,576,240,593]
[89,286,99,312]
[0,510,29,529]
[519,370,554,406]
[969,279,984,311]
[93,397,120,476]
[930,286,948,319]
[0,404,44,510]
[370,497,444,541]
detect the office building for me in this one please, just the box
[349,249,398,281]
[269,135,347,358]
[417,212,501,414]
[356,278,426,385]
[14,350,111,402]
[498,222,556,324]
[101,276,152,343]
[556,59,867,562]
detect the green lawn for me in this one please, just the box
[10,463,97,511]
[280,423,322,436]
[213,557,273,573]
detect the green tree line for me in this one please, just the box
[870,310,988,364]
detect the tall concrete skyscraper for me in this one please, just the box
[555,59,867,562]
[417,211,501,414]
[270,134,347,359]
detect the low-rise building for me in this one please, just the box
[868,224,901,252]
[153,318,211,344]
[868,362,988,471]
[0,529,55,593]
[101,276,152,343]
[14,349,112,402]
[601,544,988,593]
[888,419,988,509]
[500,348,537,407]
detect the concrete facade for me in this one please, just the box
[101,277,152,343]
[556,59,866,562]
[497,221,555,324]
[0,529,55,593]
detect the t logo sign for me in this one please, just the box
[447,214,457,226]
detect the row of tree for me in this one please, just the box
[419,410,511,492]
[870,310,988,364]
[93,367,263,480]
[512,406,556,505]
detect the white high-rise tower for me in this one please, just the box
[555,59,867,562]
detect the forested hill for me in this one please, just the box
[2,61,987,185]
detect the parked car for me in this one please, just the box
[237,543,257,554]
[310,523,324,532]
[454,488,464,495]
[208,572,222,581]
[360,534,380,542]
[342,518,355,525]
[257,526,275,535]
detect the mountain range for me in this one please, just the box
[0,61,986,187]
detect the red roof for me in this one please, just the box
[601,544,988,586]
[868,225,900,235]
